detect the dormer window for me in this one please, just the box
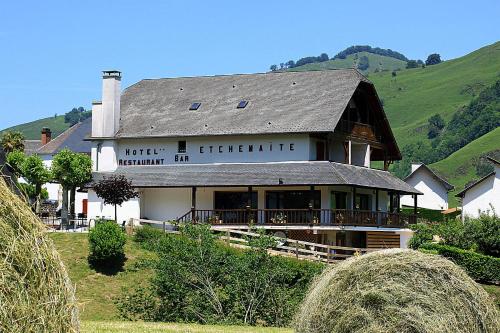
[189,102,201,110]
[237,100,248,109]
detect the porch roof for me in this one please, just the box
[91,161,421,195]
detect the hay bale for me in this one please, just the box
[294,249,500,333]
[0,178,79,332]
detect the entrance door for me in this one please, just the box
[82,199,88,216]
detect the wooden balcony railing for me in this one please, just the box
[177,209,417,228]
[337,120,381,142]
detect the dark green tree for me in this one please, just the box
[425,53,442,65]
[357,55,369,71]
[52,149,93,223]
[93,175,139,222]
[269,64,278,72]
[406,60,419,69]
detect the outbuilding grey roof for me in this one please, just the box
[37,117,92,155]
[455,171,496,197]
[24,140,42,156]
[117,69,371,139]
[404,164,454,191]
[91,161,421,194]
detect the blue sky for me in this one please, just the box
[0,0,499,129]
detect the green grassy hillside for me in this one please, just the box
[1,115,69,140]
[369,41,500,148]
[431,127,500,206]
[289,51,406,74]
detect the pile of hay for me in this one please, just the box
[294,249,499,333]
[0,178,79,332]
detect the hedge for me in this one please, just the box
[419,243,500,284]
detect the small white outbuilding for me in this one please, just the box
[456,157,500,219]
[401,163,454,211]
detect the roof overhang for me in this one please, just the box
[88,161,421,195]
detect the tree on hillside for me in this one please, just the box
[406,60,419,69]
[64,107,91,126]
[318,53,329,62]
[269,64,278,72]
[357,55,370,71]
[427,114,446,139]
[52,149,92,223]
[286,60,295,68]
[1,131,25,153]
[93,175,139,222]
[425,53,442,66]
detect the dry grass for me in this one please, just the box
[81,321,292,333]
[294,249,500,333]
[0,178,79,332]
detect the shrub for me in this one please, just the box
[134,225,165,249]
[294,249,500,333]
[88,220,126,268]
[118,223,323,326]
[419,243,500,284]
[408,222,435,249]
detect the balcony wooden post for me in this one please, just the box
[397,193,401,213]
[247,186,252,223]
[191,186,197,221]
[352,187,357,210]
[389,192,394,213]
[413,194,418,215]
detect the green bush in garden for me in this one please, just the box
[134,225,166,249]
[116,223,323,326]
[88,220,126,269]
[419,243,500,284]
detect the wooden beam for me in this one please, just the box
[375,189,379,211]
[397,193,401,213]
[352,187,357,210]
[191,186,197,221]
[389,192,393,212]
[413,194,418,215]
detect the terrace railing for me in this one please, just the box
[177,209,417,228]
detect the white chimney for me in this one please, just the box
[99,70,121,137]
[411,163,422,173]
[91,100,103,137]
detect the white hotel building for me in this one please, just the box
[88,70,420,249]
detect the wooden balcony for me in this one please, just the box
[177,209,417,228]
[337,120,381,142]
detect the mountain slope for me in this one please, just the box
[431,127,500,206]
[289,51,406,74]
[369,41,500,148]
[1,115,69,140]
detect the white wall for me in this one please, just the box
[401,169,449,210]
[142,188,191,221]
[462,167,499,218]
[92,140,118,172]
[87,189,140,223]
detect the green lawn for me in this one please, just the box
[1,115,70,140]
[48,233,155,321]
[370,41,500,148]
[81,321,292,333]
[430,127,500,206]
[50,232,498,332]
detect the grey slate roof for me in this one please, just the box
[405,164,454,191]
[117,69,370,138]
[455,171,496,197]
[24,140,42,156]
[37,117,92,155]
[91,161,421,194]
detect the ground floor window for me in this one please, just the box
[266,190,321,209]
[214,191,257,209]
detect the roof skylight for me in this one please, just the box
[189,102,201,110]
[237,100,248,109]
